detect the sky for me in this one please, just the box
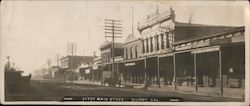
[0,0,247,75]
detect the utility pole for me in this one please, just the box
[57,54,60,66]
[67,43,77,87]
[188,13,193,24]
[47,59,51,68]
[131,6,134,36]
[47,58,51,80]
[6,56,11,70]
[104,19,122,85]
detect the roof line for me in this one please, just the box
[173,27,244,45]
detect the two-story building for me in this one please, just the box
[78,62,93,81]
[122,34,144,85]
[99,41,123,85]
[78,56,102,82]
[136,7,245,97]
[59,55,94,81]
[137,7,176,86]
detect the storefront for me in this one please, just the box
[145,56,158,85]
[174,51,194,87]
[159,54,174,86]
[171,43,245,96]
[123,59,144,84]
[221,43,245,88]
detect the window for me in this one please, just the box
[161,34,164,49]
[150,37,153,52]
[130,47,133,59]
[104,54,106,62]
[166,32,169,48]
[142,40,145,53]
[125,49,128,59]
[106,54,108,62]
[108,54,110,61]
[169,32,173,45]
[135,46,138,57]
[146,38,149,53]
[156,36,159,51]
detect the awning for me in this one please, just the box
[158,53,174,58]
[191,46,220,54]
[121,57,144,63]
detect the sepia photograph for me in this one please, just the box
[0,0,249,105]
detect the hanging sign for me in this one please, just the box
[103,71,111,78]
[85,69,90,74]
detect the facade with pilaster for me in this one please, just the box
[134,7,245,97]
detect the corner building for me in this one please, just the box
[135,7,245,97]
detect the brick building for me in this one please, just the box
[99,41,124,85]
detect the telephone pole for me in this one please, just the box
[6,56,11,69]
[57,54,60,66]
[132,6,134,36]
[104,19,122,85]
[67,43,77,87]
[47,58,51,80]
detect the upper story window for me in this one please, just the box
[166,31,169,48]
[156,35,159,51]
[161,34,164,49]
[125,49,128,60]
[146,38,149,53]
[142,40,145,53]
[135,46,138,58]
[150,37,153,52]
[169,31,174,46]
[130,47,133,59]
[108,54,110,61]
[105,54,108,62]
[107,54,109,62]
